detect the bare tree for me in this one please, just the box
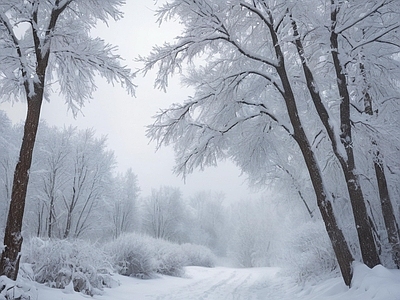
[0,1,135,279]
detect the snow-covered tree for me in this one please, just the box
[111,168,140,239]
[141,186,186,242]
[228,198,273,267]
[0,0,135,279]
[291,0,400,268]
[0,113,19,235]
[61,129,115,239]
[187,191,227,255]
[326,0,400,267]
[27,124,74,238]
[20,126,115,240]
[142,0,352,285]
[142,0,400,285]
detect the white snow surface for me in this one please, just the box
[27,263,400,300]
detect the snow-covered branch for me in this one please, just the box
[335,0,388,34]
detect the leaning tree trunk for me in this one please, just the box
[0,86,44,280]
[329,5,381,268]
[276,63,354,286]
[374,156,400,267]
[290,13,380,270]
[360,63,400,267]
[261,13,354,284]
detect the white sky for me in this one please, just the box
[0,1,263,202]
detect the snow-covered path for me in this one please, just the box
[34,264,400,300]
[143,267,280,300]
[36,266,284,300]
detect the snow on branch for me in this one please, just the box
[335,0,389,34]
[351,24,400,53]
[139,0,279,92]
[51,36,135,113]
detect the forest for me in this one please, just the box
[0,0,400,299]
[0,113,331,296]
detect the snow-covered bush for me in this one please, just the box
[0,275,37,300]
[181,243,216,267]
[22,237,116,296]
[104,233,216,279]
[151,239,185,277]
[104,233,155,279]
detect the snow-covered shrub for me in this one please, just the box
[104,233,156,278]
[151,239,185,277]
[181,243,216,267]
[104,234,216,279]
[22,237,116,296]
[0,276,37,300]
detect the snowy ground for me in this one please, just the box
[24,264,400,300]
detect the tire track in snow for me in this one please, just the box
[152,267,279,300]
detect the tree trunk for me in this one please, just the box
[258,12,354,283]
[359,60,400,268]
[341,167,380,267]
[291,16,379,269]
[0,91,43,280]
[63,210,73,239]
[269,26,354,283]
[48,195,56,239]
[329,4,380,267]
[278,64,354,285]
[238,10,354,284]
[47,170,57,239]
[374,151,400,267]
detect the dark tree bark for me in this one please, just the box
[276,62,354,285]
[0,4,68,280]
[360,61,400,268]
[238,2,354,285]
[259,7,354,285]
[329,2,381,268]
[0,86,44,280]
[374,156,400,267]
[290,17,380,269]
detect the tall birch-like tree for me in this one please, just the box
[111,168,140,239]
[29,124,74,239]
[0,0,135,280]
[142,186,185,242]
[0,113,18,233]
[142,0,400,285]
